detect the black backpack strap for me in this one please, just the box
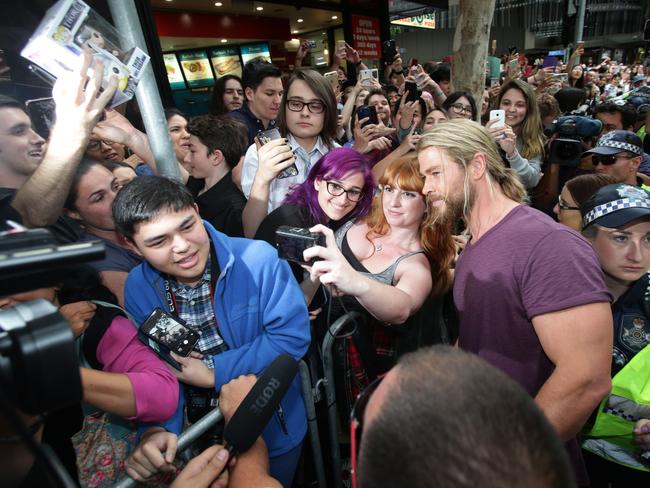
[81,305,124,370]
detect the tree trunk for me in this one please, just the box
[452,0,497,122]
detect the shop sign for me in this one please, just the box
[208,46,242,78]
[351,15,381,59]
[178,49,214,88]
[391,13,436,30]
[163,53,186,90]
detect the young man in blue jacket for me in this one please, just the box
[112,175,309,487]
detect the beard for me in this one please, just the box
[424,183,474,230]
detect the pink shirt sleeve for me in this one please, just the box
[95,315,179,422]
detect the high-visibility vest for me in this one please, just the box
[582,343,650,471]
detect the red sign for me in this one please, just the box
[351,15,381,59]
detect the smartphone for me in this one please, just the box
[382,39,397,65]
[357,105,378,127]
[275,226,325,265]
[405,81,419,103]
[305,40,317,49]
[139,308,200,368]
[576,41,584,51]
[552,73,569,82]
[509,45,518,55]
[324,71,339,88]
[25,97,56,139]
[370,68,378,79]
[489,109,505,129]
[413,127,422,135]
[359,68,375,86]
[489,77,500,88]
[256,128,299,179]
[509,59,519,72]
[336,39,346,51]
[409,58,419,68]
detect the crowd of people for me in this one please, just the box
[2,37,650,488]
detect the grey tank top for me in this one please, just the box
[334,220,425,286]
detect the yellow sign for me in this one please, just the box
[391,13,436,30]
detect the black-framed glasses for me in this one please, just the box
[350,377,383,488]
[286,98,325,114]
[449,103,472,115]
[558,195,580,211]
[87,138,113,151]
[591,153,635,166]
[326,181,364,202]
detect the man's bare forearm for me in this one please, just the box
[535,367,610,441]
[11,127,90,227]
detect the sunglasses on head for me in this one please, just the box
[591,153,635,166]
[350,376,383,488]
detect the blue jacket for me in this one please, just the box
[124,221,310,457]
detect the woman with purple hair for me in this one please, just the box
[255,147,374,308]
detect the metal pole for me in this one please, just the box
[113,408,224,488]
[574,0,587,64]
[107,0,180,180]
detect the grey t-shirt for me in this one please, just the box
[454,204,611,484]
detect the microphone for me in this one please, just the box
[223,354,299,454]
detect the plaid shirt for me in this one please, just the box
[169,256,228,368]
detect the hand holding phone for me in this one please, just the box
[256,129,298,181]
[357,105,379,127]
[489,109,505,129]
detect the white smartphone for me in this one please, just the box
[324,71,339,88]
[490,109,505,129]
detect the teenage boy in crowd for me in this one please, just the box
[417,119,613,485]
[113,176,309,488]
[184,114,248,237]
[229,60,283,146]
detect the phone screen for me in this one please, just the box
[140,309,199,357]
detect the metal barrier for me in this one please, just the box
[321,311,361,488]
[298,359,327,488]
[113,407,224,488]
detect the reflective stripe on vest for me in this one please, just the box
[582,343,650,471]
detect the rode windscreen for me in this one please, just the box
[223,354,299,454]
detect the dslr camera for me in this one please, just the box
[545,115,603,166]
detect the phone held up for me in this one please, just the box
[382,39,397,66]
[275,226,324,265]
[404,80,419,103]
[357,105,379,127]
[256,127,299,179]
[489,109,505,129]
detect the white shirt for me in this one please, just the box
[241,133,337,212]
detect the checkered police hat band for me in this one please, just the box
[598,139,643,156]
[583,197,650,227]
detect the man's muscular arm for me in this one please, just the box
[532,302,613,441]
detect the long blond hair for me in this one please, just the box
[417,119,527,216]
[365,157,454,297]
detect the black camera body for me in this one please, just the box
[545,115,603,167]
[0,227,105,414]
[275,226,325,265]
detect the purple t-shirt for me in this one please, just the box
[454,205,611,484]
